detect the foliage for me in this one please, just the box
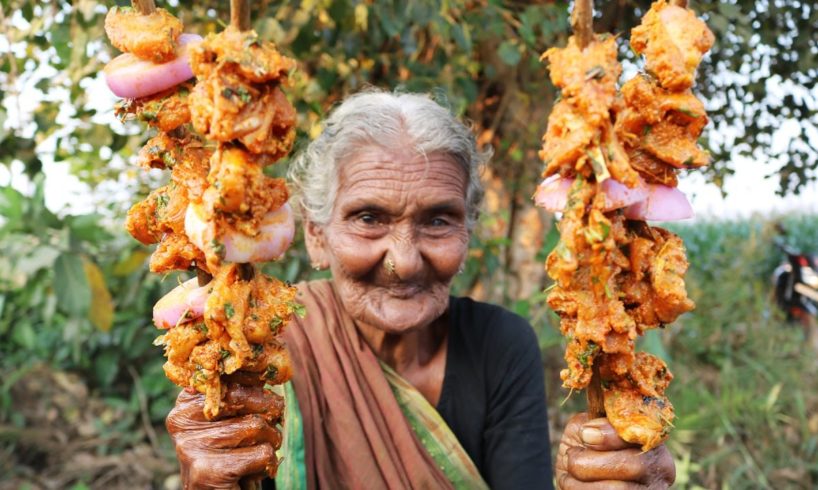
[1,0,817,488]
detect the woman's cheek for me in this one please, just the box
[426,232,469,278]
[328,231,383,276]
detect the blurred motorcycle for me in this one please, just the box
[772,225,818,350]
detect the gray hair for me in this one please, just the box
[287,89,490,229]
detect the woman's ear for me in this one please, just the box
[304,220,330,269]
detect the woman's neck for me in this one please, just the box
[355,314,448,374]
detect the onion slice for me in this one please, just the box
[185,202,296,264]
[534,175,648,212]
[153,278,209,329]
[104,33,201,99]
[623,184,694,221]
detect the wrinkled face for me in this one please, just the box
[306,146,470,334]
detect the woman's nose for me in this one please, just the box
[387,233,423,280]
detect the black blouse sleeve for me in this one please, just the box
[480,309,554,489]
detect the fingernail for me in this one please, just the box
[581,427,603,445]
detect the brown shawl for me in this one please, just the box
[282,280,453,489]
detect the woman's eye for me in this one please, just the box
[358,213,379,225]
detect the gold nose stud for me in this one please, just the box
[384,258,396,275]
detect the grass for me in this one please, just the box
[541,213,818,489]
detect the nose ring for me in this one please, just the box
[384,258,396,275]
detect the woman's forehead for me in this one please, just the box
[334,147,468,209]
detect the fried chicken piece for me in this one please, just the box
[190,73,296,159]
[149,233,206,274]
[104,6,183,63]
[620,76,708,135]
[546,177,595,285]
[542,35,621,127]
[619,227,695,332]
[188,339,227,419]
[205,265,255,369]
[157,321,208,363]
[116,83,194,132]
[601,352,675,451]
[630,0,715,91]
[539,100,598,178]
[626,148,678,187]
[614,75,710,172]
[189,26,295,85]
[643,120,710,168]
[242,274,298,345]
[169,144,211,202]
[204,147,289,219]
[189,148,290,269]
[601,123,641,188]
[240,341,293,386]
[137,133,185,170]
[650,228,696,321]
[125,190,162,245]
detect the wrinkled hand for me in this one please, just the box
[166,383,283,490]
[555,413,675,489]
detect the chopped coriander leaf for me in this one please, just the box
[578,342,600,368]
[224,302,235,319]
[287,301,307,318]
[220,349,230,360]
[211,239,226,259]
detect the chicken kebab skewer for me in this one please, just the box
[535,0,713,451]
[104,0,301,479]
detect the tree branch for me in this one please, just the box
[231,0,252,31]
[571,0,594,49]
[131,0,156,15]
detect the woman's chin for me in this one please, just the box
[364,295,447,334]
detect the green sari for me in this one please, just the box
[277,369,488,489]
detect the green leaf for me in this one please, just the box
[497,40,522,66]
[12,321,36,350]
[53,253,91,316]
[83,258,114,332]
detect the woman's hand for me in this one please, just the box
[555,413,675,489]
[166,383,283,489]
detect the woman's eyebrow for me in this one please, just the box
[343,203,392,215]
[422,201,466,215]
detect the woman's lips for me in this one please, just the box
[382,284,424,299]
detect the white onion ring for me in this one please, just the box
[623,184,694,221]
[534,175,649,212]
[185,202,295,264]
[104,33,201,99]
[153,277,209,329]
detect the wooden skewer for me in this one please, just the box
[569,0,607,419]
[132,0,156,15]
[571,0,594,50]
[230,0,252,31]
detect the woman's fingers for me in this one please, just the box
[220,382,284,420]
[556,412,675,489]
[578,417,633,451]
[185,443,277,488]
[558,475,645,490]
[566,446,650,482]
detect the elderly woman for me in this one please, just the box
[166,91,675,489]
